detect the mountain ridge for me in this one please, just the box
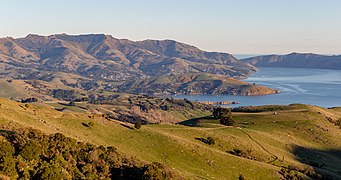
[0,34,255,81]
[0,33,279,98]
[242,52,341,69]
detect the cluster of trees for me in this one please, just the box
[52,89,89,102]
[0,128,175,179]
[160,98,211,111]
[232,105,291,113]
[212,107,234,126]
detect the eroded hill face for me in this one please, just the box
[0,34,255,81]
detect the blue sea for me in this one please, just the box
[172,67,341,107]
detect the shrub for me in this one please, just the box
[206,137,215,145]
[142,162,167,180]
[81,122,94,128]
[0,128,177,179]
[195,137,215,145]
[35,161,68,180]
[0,141,17,178]
[135,121,142,129]
[21,98,38,103]
[68,101,76,106]
[335,119,341,127]
[227,149,254,160]
[19,142,42,161]
[279,168,304,180]
[88,122,95,127]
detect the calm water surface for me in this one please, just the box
[172,67,341,107]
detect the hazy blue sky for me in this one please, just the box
[1,0,340,54]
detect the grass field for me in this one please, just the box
[0,99,340,179]
[0,80,26,98]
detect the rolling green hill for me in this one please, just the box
[0,98,340,179]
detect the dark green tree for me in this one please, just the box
[212,107,231,119]
[213,107,234,126]
[220,116,235,126]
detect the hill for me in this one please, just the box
[0,34,281,98]
[0,98,340,179]
[0,71,278,102]
[116,73,279,95]
[0,34,255,81]
[242,52,341,69]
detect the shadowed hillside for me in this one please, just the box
[291,145,341,179]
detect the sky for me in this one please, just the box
[1,0,340,55]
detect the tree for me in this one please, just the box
[134,121,142,129]
[206,137,215,145]
[213,107,234,126]
[220,116,235,126]
[212,107,231,119]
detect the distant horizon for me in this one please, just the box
[1,0,340,54]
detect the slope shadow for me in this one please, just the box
[177,116,217,127]
[0,129,16,139]
[120,124,135,130]
[291,145,341,179]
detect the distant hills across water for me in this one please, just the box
[0,34,340,99]
[241,53,341,70]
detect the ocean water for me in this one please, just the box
[172,67,341,107]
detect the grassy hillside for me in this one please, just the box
[0,80,27,98]
[116,73,279,96]
[0,99,340,179]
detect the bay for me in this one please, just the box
[172,67,341,107]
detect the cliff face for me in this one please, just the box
[242,53,341,70]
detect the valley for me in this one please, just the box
[0,34,340,179]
